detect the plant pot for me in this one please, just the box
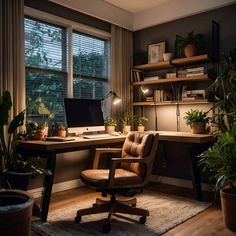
[220,188,236,231]
[57,130,66,137]
[138,126,145,132]
[191,122,206,134]
[106,126,115,134]
[123,125,131,134]
[184,44,198,57]
[2,169,32,190]
[0,189,34,236]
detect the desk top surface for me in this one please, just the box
[19,131,214,152]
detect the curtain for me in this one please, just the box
[111,24,133,120]
[0,0,25,117]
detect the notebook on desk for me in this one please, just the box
[44,137,75,142]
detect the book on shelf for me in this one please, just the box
[154,90,166,102]
[133,69,143,82]
[186,72,204,77]
[144,75,159,81]
[186,67,204,72]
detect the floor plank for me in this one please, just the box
[31,183,236,235]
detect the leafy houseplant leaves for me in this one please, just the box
[0,91,12,126]
[8,110,25,134]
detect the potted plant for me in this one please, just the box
[184,109,210,134]
[56,124,67,137]
[135,116,148,132]
[121,109,132,134]
[207,47,236,134]
[199,48,236,231]
[104,117,117,134]
[177,31,205,57]
[0,91,51,190]
[199,123,236,231]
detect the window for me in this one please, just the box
[72,31,109,100]
[25,17,67,124]
[24,16,110,125]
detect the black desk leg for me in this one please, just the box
[190,147,203,201]
[40,152,56,222]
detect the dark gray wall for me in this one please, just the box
[133,4,236,182]
[134,3,236,62]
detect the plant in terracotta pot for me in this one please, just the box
[104,117,117,134]
[56,124,67,137]
[135,116,148,132]
[0,91,51,190]
[121,109,132,134]
[199,48,236,231]
[177,31,205,57]
[184,109,210,134]
[199,122,236,231]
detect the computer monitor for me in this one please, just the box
[64,98,105,135]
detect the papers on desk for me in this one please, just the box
[44,137,75,142]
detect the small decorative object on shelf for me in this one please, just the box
[176,31,206,58]
[163,52,173,61]
[184,109,210,134]
[56,124,67,137]
[148,41,166,63]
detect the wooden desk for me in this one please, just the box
[19,135,126,222]
[19,132,213,222]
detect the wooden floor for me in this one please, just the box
[32,183,236,236]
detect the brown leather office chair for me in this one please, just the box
[75,132,159,233]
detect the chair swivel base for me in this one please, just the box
[74,198,149,233]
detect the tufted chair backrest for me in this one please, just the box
[121,132,155,177]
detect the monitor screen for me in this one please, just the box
[64,98,105,135]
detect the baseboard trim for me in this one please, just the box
[28,179,84,198]
[150,175,213,192]
[28,175,213,198]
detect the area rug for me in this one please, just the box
[32,191,211,236]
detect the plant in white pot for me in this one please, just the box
[135,116,148,132]
[199,123,236,231]
[104,117,117,134]
[184,109,210,134]
[121,109,132,134]
[0,91,51,190]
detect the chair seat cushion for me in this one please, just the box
[80,169,143,188]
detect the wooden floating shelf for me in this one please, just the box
[133,61,173,71]
[133,54,211,71]
[131,99,210,106]
[132,74,211,86]
[171,54,210,66]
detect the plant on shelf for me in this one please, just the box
[0,91,51,190]
[207,47,236,134]
[184,109,210,134]
[135,116,148,132]
[199,48,236,231]
[121,109,132,134]
[104,117,117,134]
[176,31,206,57]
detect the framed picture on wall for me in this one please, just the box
[148,41,166,64]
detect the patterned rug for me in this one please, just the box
[32,191,211,236]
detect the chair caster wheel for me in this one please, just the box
[102,223,111,234]
[139,216,146,224]
[74,215,81,223]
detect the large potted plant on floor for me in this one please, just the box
[199,48,236,231]
[0,91,51,190]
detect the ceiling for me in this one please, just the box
[103,0,173,13]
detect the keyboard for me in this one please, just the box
[83,134,111,139]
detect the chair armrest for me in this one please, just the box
[93,148,122,169]
[107,157,149,187]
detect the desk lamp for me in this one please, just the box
[103,91,122,105]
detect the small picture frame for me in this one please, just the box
[148,42,166,64]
